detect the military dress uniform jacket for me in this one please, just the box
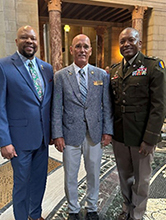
[110,52,166,146]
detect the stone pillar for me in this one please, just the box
[45,0,63,72]
[96,26,106,68]
[132,6,147,41]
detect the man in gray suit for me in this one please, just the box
[51,34,113,220]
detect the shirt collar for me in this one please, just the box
[73,62,89,75]
[124,52,139,66]
[17,50,36,66]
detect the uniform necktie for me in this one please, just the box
[123,61,130,74]
[79,69,87,103]
[28,61,43,100]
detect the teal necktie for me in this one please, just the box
[79,69,87,103]
[28,61,43,100]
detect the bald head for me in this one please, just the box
[15,25,38,59]
[72,34,91,47]
[119,27,140,41]
[16,25,38,39]
[70,34,92,68]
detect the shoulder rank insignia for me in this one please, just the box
[145,55,157,60]
[159,60,165,69]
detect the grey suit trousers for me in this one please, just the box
[112,139,154,220]
[63,132,103,213]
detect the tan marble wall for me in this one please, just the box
[0,0,39,58]
[147,8,166,62]
[0,0,6,57]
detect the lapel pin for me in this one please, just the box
[69,72,72,75]
[41,65,44,70]
[91,71,94,74]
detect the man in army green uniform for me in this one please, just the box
[110,27,166,220]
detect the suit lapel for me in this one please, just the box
[66,64,82,103]
[66,64,102,106]
[11,53,40,102]
[86,65,95,103]
[115,61,123,79]
[114,52,145,80]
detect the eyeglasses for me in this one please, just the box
[74,44,90,50]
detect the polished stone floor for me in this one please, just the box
[0,142,166,220]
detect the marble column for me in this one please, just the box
[96,26,106,68]
[132,5,147,41]
[45,0,63,72]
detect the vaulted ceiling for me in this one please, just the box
[38,1,134,24]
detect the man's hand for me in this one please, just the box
[101,134,112,147]
[1,144,17,159]
[139,141,155,156]
[53,137,66,152]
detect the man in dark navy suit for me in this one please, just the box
[0,25,53,220]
